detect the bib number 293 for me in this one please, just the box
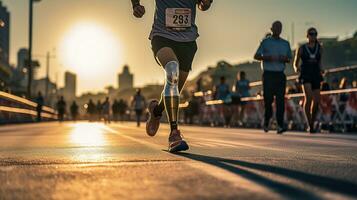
[166,8,191,31]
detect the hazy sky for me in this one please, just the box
[1,0,357,95]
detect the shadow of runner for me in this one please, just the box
[175,152,321,200]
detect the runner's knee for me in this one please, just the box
[164,61,179,97]
[156,47,178,67]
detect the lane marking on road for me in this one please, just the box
[104,125,279,196]
[108,124,344,159]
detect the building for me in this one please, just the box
[0,59,11,91]
[64,71,76,101]
[62,71,77,102]
[32,78,57,106]
[17,48,28,72]
[0,2,11,91]
[118,65,133,91]
[0,2,10,65]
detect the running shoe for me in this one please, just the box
[168,130,189,153]
[277,126,287,134]
[146,100,161,137]
[263,124,269,133]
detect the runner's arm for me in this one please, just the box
[293,46,302,73]
[197,0,213,11]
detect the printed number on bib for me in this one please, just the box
[166,8,191,31]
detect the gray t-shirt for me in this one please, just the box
[149,0,199,42]
[255,37,292,72]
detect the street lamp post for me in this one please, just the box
[27,0,41,98]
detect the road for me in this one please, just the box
[0,122,356,200]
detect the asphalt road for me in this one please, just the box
[0,122,356,200]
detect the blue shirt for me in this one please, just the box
[149,0,199,42]
[255,37,292,72]
[215,84,230,101]
[235,79,250,97]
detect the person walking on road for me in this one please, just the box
[254,21,292,134]
[102,97,111,124]
[214,76,232,127]
[131,0,213,152]
[234,71,250,126]
[112,99,119,122]
[56,96,66,122]
[70,101,79,121]
[131,89,146,127]
[96,100,102,121]
[36,92,44,122]
[294,27,323,133]
[118,99,128,122]
[87,99,96,122]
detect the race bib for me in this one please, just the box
[165,8,191,31]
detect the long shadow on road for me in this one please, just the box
[175,152,357,199]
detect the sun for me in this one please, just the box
[59,22,122,82]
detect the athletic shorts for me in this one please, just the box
[299,73,322,90]
[151,36,198,72]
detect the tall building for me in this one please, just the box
[17,48,28,71]
[64,71,76,101]
[0,2,10,65]
[0,2,10,91]
[32,78,57,106]
[118,65,133,91]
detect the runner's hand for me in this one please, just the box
[198,0,212,11]
[201,0,213,5]
[133,4,145,18]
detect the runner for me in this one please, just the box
[254,21,292,134]
[56,96,66,122]
[131,89,146,127]
[131,0,213,152]
[102,97,111,124]
[294,27,323,133]
[70,101,79,121]
[214,76,231,127]
[234,71,250,126]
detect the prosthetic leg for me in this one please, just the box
[163,61,180,131]
[163,61,189,152]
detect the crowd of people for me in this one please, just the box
[41,89,147,127]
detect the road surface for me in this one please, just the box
[0,122,356,200]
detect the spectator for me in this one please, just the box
[102,97,111,124]
[234,71,250,126]
[70,101,79,121]
[87,99,96,121]
[214,76,232,127]
[112,99,119,122]
[118,99,128,122]
[36,92,44,122]
[131,89,146,127]
[96,100,102,121]
[184,91,200,124]
[56,96,66,122]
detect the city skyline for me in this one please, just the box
[1,0,357,95]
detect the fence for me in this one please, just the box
[0,91,57,124]
[180,65,357,132]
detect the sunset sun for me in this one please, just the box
[59,22,122,81]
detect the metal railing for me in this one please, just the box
[184,65,357,107]
[0,91,57,123]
